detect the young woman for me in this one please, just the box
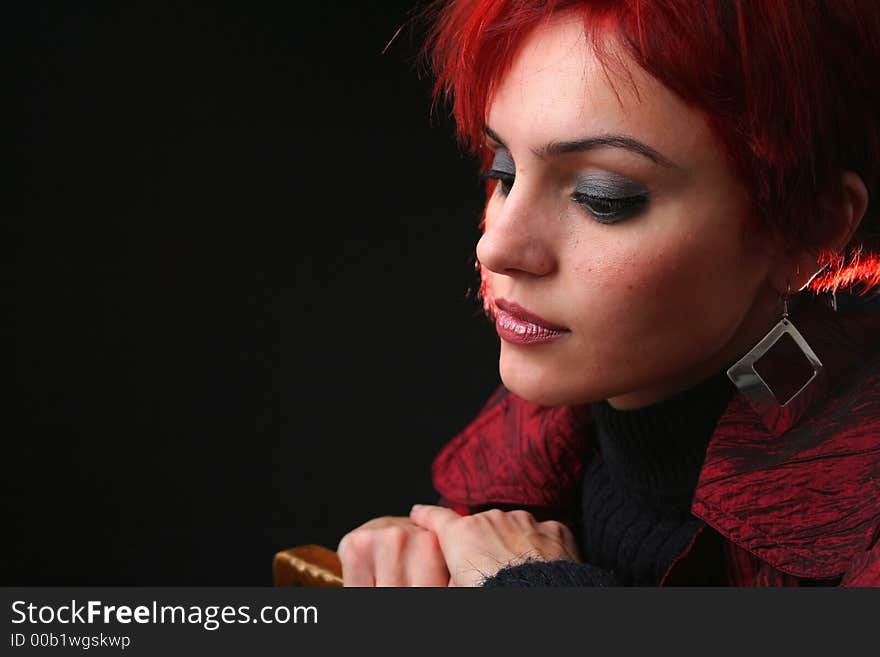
[338,0,880,586]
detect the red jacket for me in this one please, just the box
[432,296,880,586]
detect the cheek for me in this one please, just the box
[569,225,761,347]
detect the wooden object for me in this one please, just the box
[273,544,343,587]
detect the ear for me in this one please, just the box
[767,171,869,294]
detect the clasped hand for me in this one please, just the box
[337,506,580,587]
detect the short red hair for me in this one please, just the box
[420,0,880,294]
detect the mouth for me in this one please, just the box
[493,298,570,345]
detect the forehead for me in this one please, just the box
[486,14,711,161]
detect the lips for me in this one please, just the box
[493,298,570,346]
[494,298,569,331]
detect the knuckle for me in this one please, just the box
[361,515,395,529]
[379,526,410,550]
[541,520,570,537]
[481,508,505,521]
[509,509,535,524]
[413,529,442,552]
[460,514,483,530]
[339,516,417,567]
[343,530,373,556]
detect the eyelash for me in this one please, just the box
[479,170,648,224]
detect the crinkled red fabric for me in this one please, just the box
[692,305,880,580]
[432,386,592,516]
[692,356,880,579]
[841,542,880,586]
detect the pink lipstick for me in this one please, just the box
[493,298,570,345]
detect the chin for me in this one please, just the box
[499,354,599,407]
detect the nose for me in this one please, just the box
[475,189,557,278]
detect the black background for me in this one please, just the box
[7,1,500,584]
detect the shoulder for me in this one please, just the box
[431,385,592,515]
[694,303,880,580]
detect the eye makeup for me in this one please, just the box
[571,173,650,224]
[479,148,516,195]
[489,148,516,174]
[479,156,650,224]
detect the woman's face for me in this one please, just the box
[477,14,784,409]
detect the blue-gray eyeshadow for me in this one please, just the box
[490,149,516,174]
[573,173,647,198]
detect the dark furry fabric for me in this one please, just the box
[481,559,618,587]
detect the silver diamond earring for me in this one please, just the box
[726,283,825,435]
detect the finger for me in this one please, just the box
[507,509,537,529]
[409,504,461,535]
[537,520,580,560]
[405,530,450,587]
[373,527,409,587]
[537,519,572,540]
[338,516,412,560]
[338,533,376,587]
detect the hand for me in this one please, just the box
[409,505,581,587]
[337,516,450,587]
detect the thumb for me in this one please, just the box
[409,504,461,535]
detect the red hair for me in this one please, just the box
[420,0,880,296]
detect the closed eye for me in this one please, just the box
[479,170,648,224]
[571,192,649,224]
[479,169,515,196]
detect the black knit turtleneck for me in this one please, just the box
[482,370,736,587]
[580,370,736,585]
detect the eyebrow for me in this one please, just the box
[485,126,678,168]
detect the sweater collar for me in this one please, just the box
[589,371,734,510]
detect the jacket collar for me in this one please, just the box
[433,292,880,579]
[691,294,880,578]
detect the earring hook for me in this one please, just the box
[783,281,791,319]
